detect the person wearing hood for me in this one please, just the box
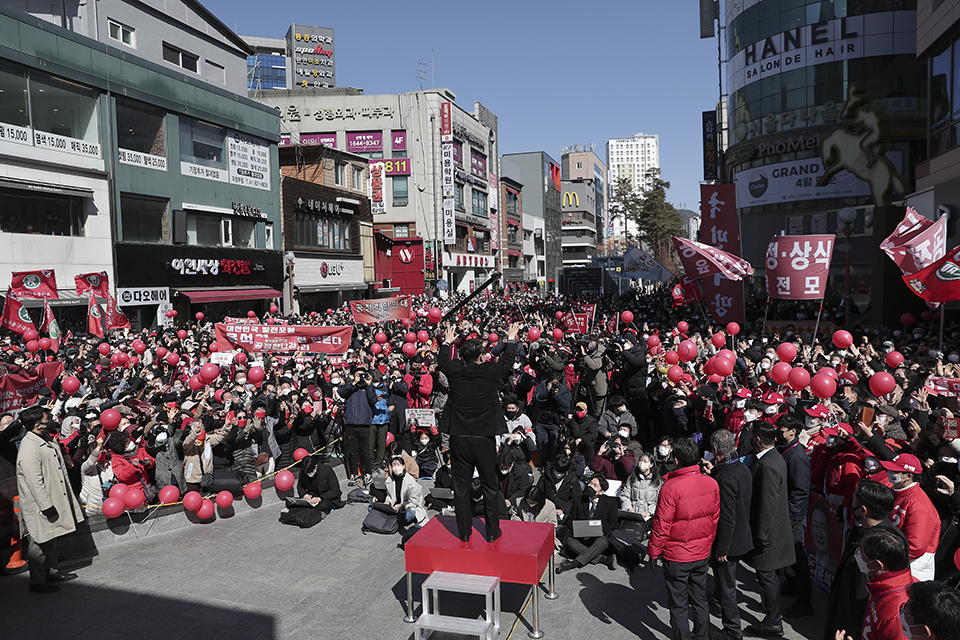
[579,336,608,418]
[537,453,582,526]
[570,401,599,463]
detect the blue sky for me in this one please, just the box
[209,0,720,213]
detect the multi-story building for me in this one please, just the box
[244,24,336,93]
[0,1,282,329]
[560,179,598,267]
[677,208,701,241]
[499,174,525,288]
[252,87,498,295]
[606,133,660,241]
[501,152,561,291]
[562,146,608,254]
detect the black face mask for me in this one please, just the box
[506,410,520,419]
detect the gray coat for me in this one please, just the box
[620,472,662,514]
[16,431,84,544]
[745,448,796,572]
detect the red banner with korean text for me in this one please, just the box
[0,362,65,413]
[10,270,58,299]
[571,302,597,322]
[903,245,960,303]
[1,290,36,335]
[348,296,411,324]
[75,271,110,298]
[215,323,352,354]
[881,207,948,276]
[559,311,590,334]
[671,276,703,308]
[699,184,746,325]
[104,293,132,330]
[924,377,960,396]
[764,235,836,300]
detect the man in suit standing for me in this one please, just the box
[706,428,753,640]
[744,422,796,638]
[776,414,812,619]
[647,437,720,640]
[438,322,520,542]
[555,474,619,573]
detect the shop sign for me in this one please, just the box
[117,287,169,306]
[300,133,337,147]
[228,131,271,191]
[296,197,349,215]
[231,202,265,218]
[375,157,411,176]
[442,143,455,197]
[118,148,167,171]
[346,131,383,153]
[280,105,394,123]
[288,24,336,89]
[169,258,266,276]
[441,103,453,142]
[369,163,384,214]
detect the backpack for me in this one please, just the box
[360,507,399,535]
[347,487,373,503]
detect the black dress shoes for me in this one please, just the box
[29,582,60,593]
[47,571,78,583]
[485,528,503,543]
[744,623,784,637]
[555,559,578,574]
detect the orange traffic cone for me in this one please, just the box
[5,495,28,574]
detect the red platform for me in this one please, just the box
[404,516,554,585]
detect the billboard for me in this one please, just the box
[699,184,746,325]
[346,131,383,153]
[702,111,718,181]
[286,24,335,89]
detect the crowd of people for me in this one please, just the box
[3,282,960,640]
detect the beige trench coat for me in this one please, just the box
[16,430,84,544]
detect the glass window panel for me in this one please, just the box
[0,188,84,235]
[233,218,257,248]
[30,73,99,142]
[0,61,29,128]
[186,213,220,246]
[392,176,408,206]
[179,118,225,168]
[116,97,165,155]
[929,46,949,127]
[120,194,165,243]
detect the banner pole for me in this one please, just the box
[940,307,946,353]
[810,298,826,349]
[762,298,771,337]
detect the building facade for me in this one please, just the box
[244,24,336,93]
[499,174,525,287]
[0,2,282,329]
[560,179,598,267]
[606,132,660,241]
[562,147,608,251]
[501,152,561,291]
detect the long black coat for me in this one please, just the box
[538,467,582,517]
[781,438,811,523]
[438,340,517,437]
[713,458,754,559]
[619,342,648,400]
[745,448,796,572]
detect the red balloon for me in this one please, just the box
[293,448,309,461]
[552,328,564,340]
[166,353,180,367]
[677,321,689,334]
[158,485,180,504]
[243,482,262,500]
[870,372,897,397]
[23,329,38,342]
[327,308,333,315]
[275,469,295,491]
[156,346,167,359]
[165,309,174,318]
[270,305,279,314]
[188,375,204,391]
[832,330,853,349]
[386,431,395,447]
[788,367,811,391]
[62,376,81,395]
[247,310,257,318]
[247,366,265,384]
[811,373,837,399]
[182,491,203,512]
[886,351,905,368]
[370,343,382,355]
[38,338,52,350]
[171,310,178,317]
[665,351,680,365]
[777,342,797,363]
[488,333,499,343]
[417,331,430,344]
[668,365,683,383]
[101,409,122,430]
[109,483,129,499]
[921,310,933,322]
[402,342,417,357]
[123,487,145,509]
[714,356,735,377]
[208,343,219,353]
[200,363,220,382]
[310,311,318,318]
[428,308,443,323]
[711,333,726,348]
[405,332,417,343]
[400,318,411,328]
[132,340,146,354]
[708,374,724,384]
[266,318,276,325]
[819,367,839,380]
[901,313,915,326]
[528,327,541,341]
[128,356,139,367]
[621,310,634,324]
[195,312,204,321]
[555,311,564,320]
[840,371,859,385]
[177,329,187,340]
[647,335,661,349]
[704,357,715,376]
[197,498,215,520]
[678,340,698,363]
[717,349,736,362]
[234,352,248,365]
[375,332,388,344]
[110,353,120,366]
[216,491,234,509]
[98,343,111,356]
[101,497,125,519]
[726,322,741,336]
[771,361,792,385]
[117,353,128,364]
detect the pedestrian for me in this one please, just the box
[880,452,941,581]
[776,413,813,618]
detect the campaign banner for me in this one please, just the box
[0,362,65,413]
[623,245,671,281]
[764,234,835,300]
[223,316,259,324]
[925,377,960,396]
[10,270,57,299]
[559,310,589,334]
[571,302,597,320]
[1,290,36,335]
[804,491,844,593]
[881,207,948,276]
[405,408,437,431]
[673,236,754,282]
[215,323,352,354]
[349,296,412,324]
[75,271,110,298]
[700,184,746,325]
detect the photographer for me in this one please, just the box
[530,372,572,468]
[337,367,378,487]
[590,433,636,483]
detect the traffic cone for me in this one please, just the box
[5,495,28,574]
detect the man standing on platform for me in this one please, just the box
[438,321,520,542]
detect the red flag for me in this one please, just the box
[764,235,836,300]
[504,305,524,325]
[10,270,58,299]
[1,289,36,335]
[605,314,619,336]
[40,301,61,352]
[673,236,754,282]
[87,295,104,337]
[881,207,948,276]
[903,245,960,303]
[75,271,110,298]
[104,293,131,330]
[672,276,704,307]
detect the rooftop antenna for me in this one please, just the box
[431,49,434,88]
[414,61,427,90]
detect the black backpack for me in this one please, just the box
[360,507,399,535]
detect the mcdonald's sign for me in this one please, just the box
[562,192,580,208]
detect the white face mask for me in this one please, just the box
[854,548,872,575]
[744,411,758,423]
[331,378,341,386]
[619,429,630,439]
[638,461,652,473]
[942,457,958,465]
[760,362,771,370]
[658,445,671,458]
[764,405,779,415]
[887,471,910,485]
[420,438,430,447]
[155,432,168,445]
[125,441,136,453]
[734,399,746,409]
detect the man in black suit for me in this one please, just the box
[744,422,796,638]
[438,322,520,542]
[555,474,619,573]
[706,428,754,640]
[822,480,906,640]
[776,413,812,619]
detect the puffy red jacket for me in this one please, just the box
[647,465,720,563]
[890,483,941,559]
[862,567,913,640]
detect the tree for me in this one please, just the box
[608,176,643,247]
[630,168,684,270]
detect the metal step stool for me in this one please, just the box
[415,570,501,640]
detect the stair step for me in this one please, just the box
[415,612,492,636]
[423,570,499,595]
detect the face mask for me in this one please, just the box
[942,457,958,465]
[499,467,511,475]
[658,445,671,458]
[764,405,779,415]
[125,441,136,453]
[744,412,758,423]
[760,362,771,370]
[951,354,960,363]
[804,417,820,429]
[575,411,587,419]
[887,471,907,485]
[155,432,168,445]
[506,410,519,419]
[306,468,317,478]
[391,466,404,477]
[420,438,430,447]
[331,378,341,386]
[838,350,847,357]
[734,399,746,409]
[639,461,652,473]
[619,429,630,439]
[236,378,247,385]
[831,360,841,367]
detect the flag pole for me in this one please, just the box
[762,298,771,336]
[940,306,946,353]
[811,298,826,348]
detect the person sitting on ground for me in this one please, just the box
[379,455,428,529]
[512,484,561,550]
[413,430,439,479]
[496,447,534,518]
[620,451,662,529]
[590,433,636,483]
[538,453,582,528]
[555,474,619,574]
[279,455,343,528]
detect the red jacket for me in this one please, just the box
[647,465,720,563]
[111,444,156,487]
[862,568,913,640]
[724,409,746,437]
[890,483,941,560]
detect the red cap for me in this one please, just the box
[804,404,829,419]
[734,387,752,399]
[822,422,854,436]
[764,391,785,405]
[880,453,922,475]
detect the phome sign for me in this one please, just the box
[755,134,819,158]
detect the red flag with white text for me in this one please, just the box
[40,301,61,352]
[673,236,754,282]
[764,234,836,300]
[10,270,58,299]
[1,290,36,335]
[881,207,948,276]
[75,272,110,298]
[903,245,960,303]
[104,293,132,330]
[87,295,104,337]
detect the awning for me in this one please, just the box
[506,218,520,227]
[0,177,94,199]
[299,283,368,293]
[19,290,87,307]
[177,288,282,304]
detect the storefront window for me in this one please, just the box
[120,194,166,243]
[392,176,408,206]
[233,218,257,249]
[31,74,99,142]
[186,213,221,246]
[116,98,165,156]
[0,61,29,128]
[179,118,225,169]
[0,187,85,236]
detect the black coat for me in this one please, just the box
[438,340,517,437]
[296,464,342,503]
[781,438,811,523]
[745,448,796,571]
[538,467,582,517]
[620,342,648,400]
[713,458,754,559]
[569,493,619,536]
[499,463,534,504]
[570,414,599,449]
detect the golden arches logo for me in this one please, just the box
[562,192,579,208]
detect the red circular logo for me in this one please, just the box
[320,262,328,278]
[398,248,414,264]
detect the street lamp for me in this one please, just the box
[838,207,857,330]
